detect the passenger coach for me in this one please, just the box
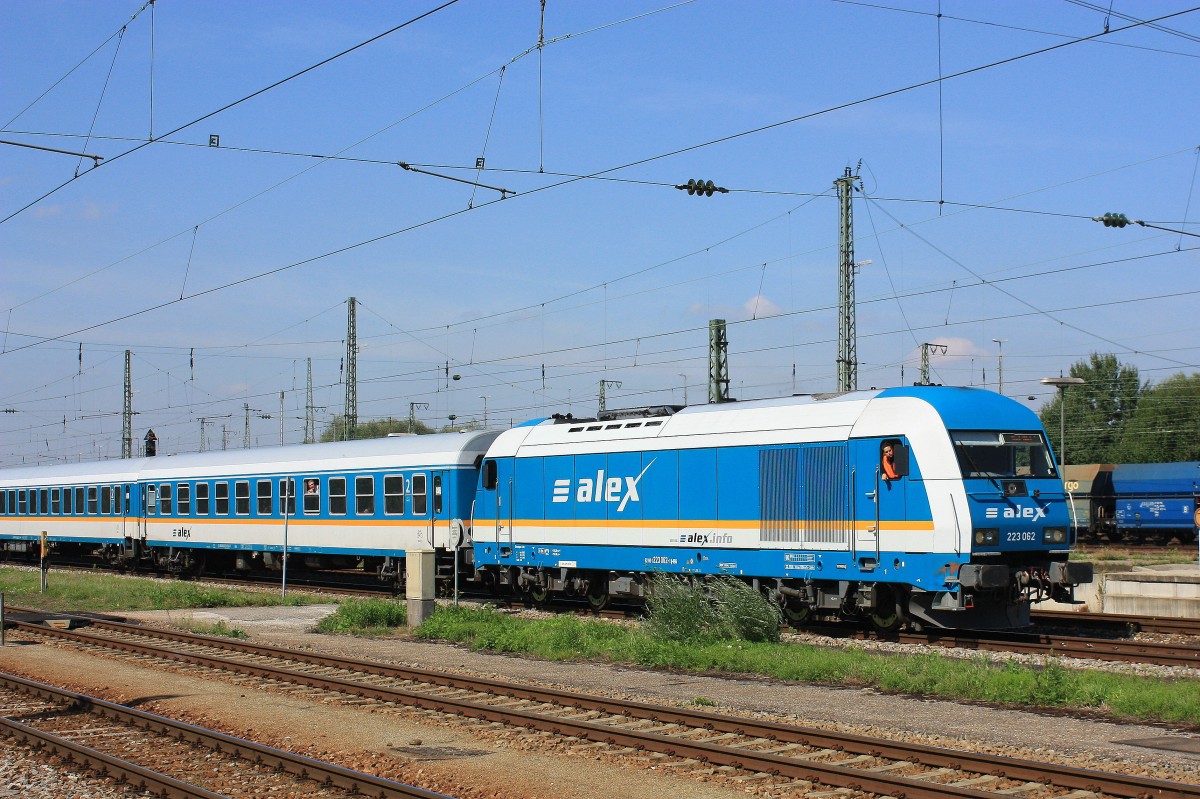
[0,432,499,582]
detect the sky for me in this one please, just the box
[1,0,1198,465]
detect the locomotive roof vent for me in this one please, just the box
[597,404,683,422]
[551,412,597,424]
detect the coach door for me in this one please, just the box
[429,471,448,548]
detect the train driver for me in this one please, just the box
[882,443,900,481]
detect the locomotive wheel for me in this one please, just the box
[782,599,812,627]
[585,578,610,611]
[868,586,902,633]
[524,583,549,606]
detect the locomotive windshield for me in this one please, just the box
[950,431,1057,479]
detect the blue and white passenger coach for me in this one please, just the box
[472,386,1092,629]
[0,432,499,581]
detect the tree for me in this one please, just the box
[319,415,433,442]
[1038,353,1143,465]
[1113,373,1200,462]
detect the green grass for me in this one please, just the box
[313,598,407,635]
[0,567,327,612]
[414,604,1200,727]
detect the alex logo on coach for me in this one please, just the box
[551,459,656,512]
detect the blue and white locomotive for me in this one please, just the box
[472,386,1090,630]
[0,385,1091,629]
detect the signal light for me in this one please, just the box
[676,178,728,197]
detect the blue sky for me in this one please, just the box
[1,1,1197,464]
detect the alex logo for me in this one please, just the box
[551,459,655,512]
[985,506,1047,520]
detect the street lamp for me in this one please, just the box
[1040,377,1085,468]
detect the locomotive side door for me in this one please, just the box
[853,438,909,566]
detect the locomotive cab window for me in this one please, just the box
[951,431,1056,479]
[881,439,909,480]
[481,460,498,490]
[384,475,405,515]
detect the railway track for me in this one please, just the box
[808,623,1200,669]
[6,613,1198,799]
[1033,608,1200,637]
[0,669,447,799]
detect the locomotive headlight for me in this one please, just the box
[1043,527,1068,544]
[973,528,999,546]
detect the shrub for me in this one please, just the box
[314,598,406,634]
[644,575,781,643]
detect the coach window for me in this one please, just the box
[51,488,61,515]
[355,476,375,515]
[195,482,210,515]
[74,487,84,514]
[257,480,273,515]
[215,482,230,516]
[433,475,443,515]
[0,491,6,514]
[88,486,99,515]
[302,478,320,515]
[29,490,38,515]
[178,484,191,516]
[235,481,250,515]
[18,491,27,516]
[62,487,72,515]
[100,485,112,514]
[40,489,49,514]
[158,483,171,515]
[280,479,296,515]
[412,474,428,515]
[384,475,405,515]
[329,477,347,516]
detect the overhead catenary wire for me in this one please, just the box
[0,0,466,227]
[4,6,1195,358]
